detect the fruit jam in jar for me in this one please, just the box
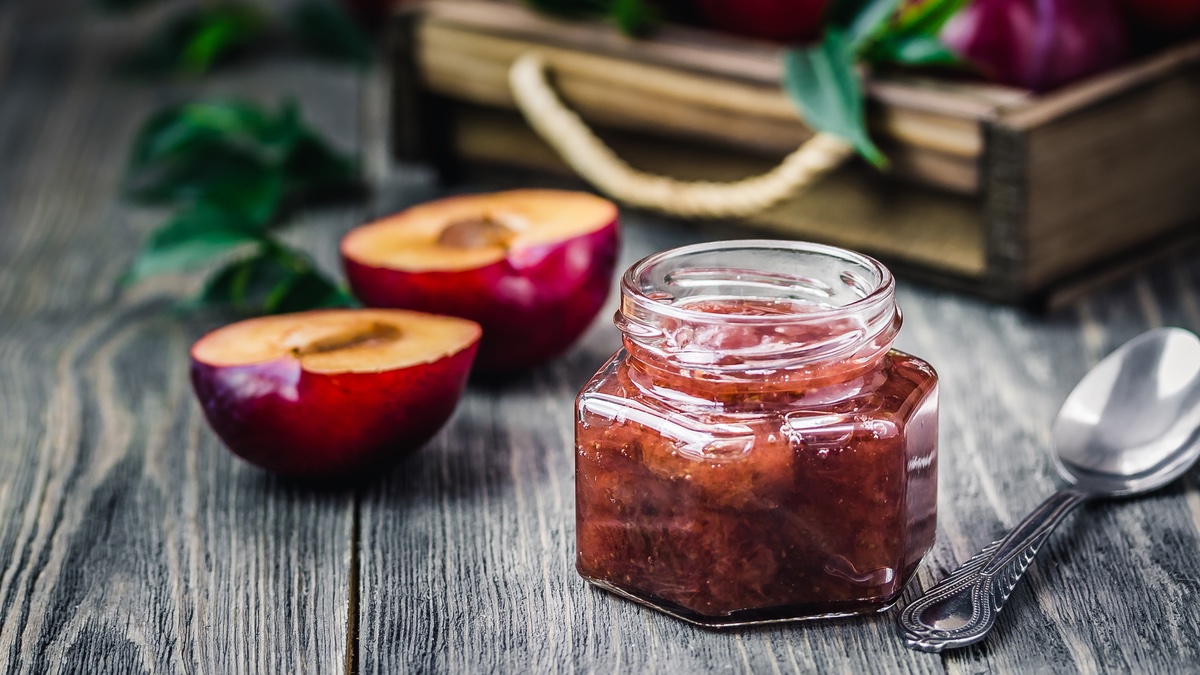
[575,241,938,626]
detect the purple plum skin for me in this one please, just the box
[190,344,478,476]
[344,219,619,374]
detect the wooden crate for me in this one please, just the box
[389,0,1200,304]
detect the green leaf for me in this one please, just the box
[870,34,963,67]
[127,149,272,205]
[205,167,287,225]
[268,269,357,313]
[191,245,353,314]
[128,154,287,221]
[610,0,658,36]
[123,98,361,314]
[783,30,886,168]
[181,5,271,75]
[288,0,373,66]
[124,99,357,213]
[524,0,656,36]
[126,204,264,283]
[827,0,901,52]
[192,249,289,311]
[121,3,271,78]
[128,100,289,174]
[892,0,968,36]
[284,131,359,198]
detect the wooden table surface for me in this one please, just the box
[3,2,1200,673]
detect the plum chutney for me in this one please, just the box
[575,241,938,626]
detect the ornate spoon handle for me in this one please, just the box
[898,488,1090,652]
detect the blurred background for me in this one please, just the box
[3,0,1194,315]
[2,1,1200,672]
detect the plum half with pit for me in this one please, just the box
[190,308,480,476]
[340,189,620,373]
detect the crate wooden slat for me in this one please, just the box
[450,104,987,279]
[410,6,999,194]
[389,0,1200,304]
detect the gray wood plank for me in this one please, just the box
[357,160,1200,671]
[0,3,357,672]
[898,258,1200,674]
[353,153,937,673]
[5,0,1200,671]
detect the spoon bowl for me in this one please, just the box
[900,327,1200,652]
[1053,327,1200,495]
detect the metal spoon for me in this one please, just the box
[899,327,1200,652]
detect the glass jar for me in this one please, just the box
[574,241,938,626]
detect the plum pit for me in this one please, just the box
[285,321,403,357]
[436,216,516,249]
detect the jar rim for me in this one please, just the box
[621,239,895,326]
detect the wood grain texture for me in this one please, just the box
[418,0,1030,116]
[357,160,1200,672]
[0,2,355,672]
[1020,71,1200,287]
[446,107,988,279]
[355,212,940,675]
[901,271,1193,674]
[398,1,1200,304]
[413,16,986,192]
[5,1,1200,673]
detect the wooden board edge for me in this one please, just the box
[414,0,1017,121]
[407,18,985,193]
[388,8,462,181]
[450,157,999,301]
[980,120,1028,302]
[998,38,1200,130]
[388,8,423,162]
[1014,64,1200,290]
[1042,228,1200,312]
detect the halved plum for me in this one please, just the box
[190,308,480,476]
[341,190,620,373]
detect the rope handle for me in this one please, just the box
[508,52,854,219]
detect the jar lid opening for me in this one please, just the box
[622,240,894,326]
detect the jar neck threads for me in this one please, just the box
[615,241,900,392]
